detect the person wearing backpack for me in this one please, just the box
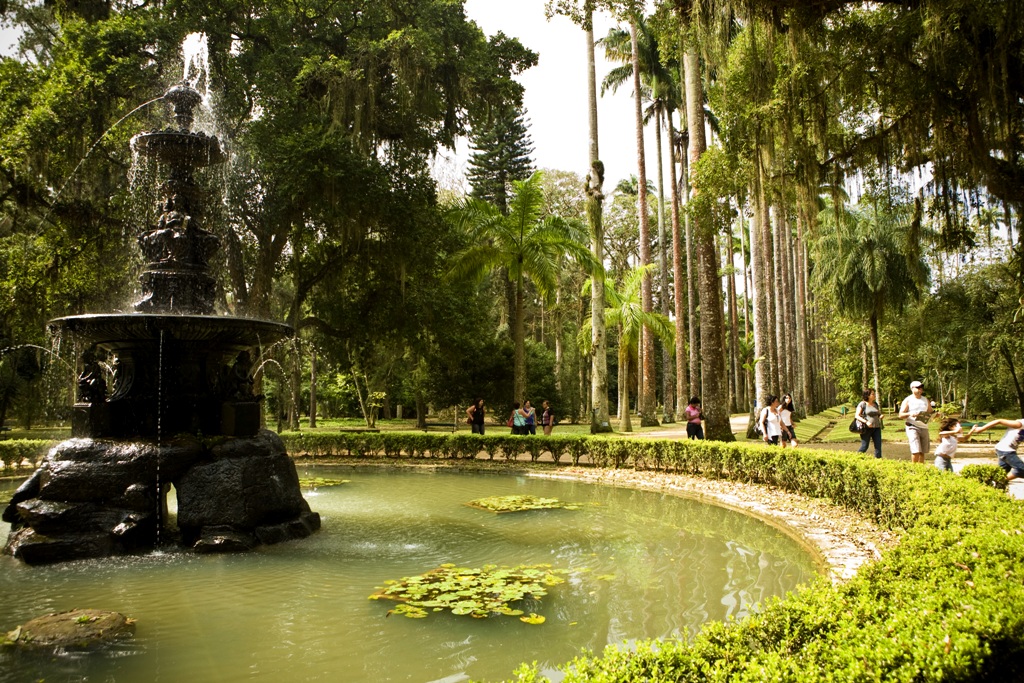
[759,395,782,445]
[969,418,1024,480]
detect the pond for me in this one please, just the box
[0,467,819,682]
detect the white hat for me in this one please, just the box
[910,381,923,389]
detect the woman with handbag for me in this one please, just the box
[855,389,884,458]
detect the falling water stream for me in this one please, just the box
[0,469,819,682]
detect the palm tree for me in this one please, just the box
[582,264,675,432]
[813,196,929,396]
[447,171,596,402]
[600,13,662,426]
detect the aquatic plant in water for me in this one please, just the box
[465,494,581,513]
[299,477,350,489]
[369,563,568,621]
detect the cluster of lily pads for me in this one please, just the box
[465,494,581,513]
[298,476,350,489]
[369,563,568,622]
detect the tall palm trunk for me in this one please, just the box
[684,42,732,441]
[655,107,674,422]
[630,19,658,426]
[586,8,612,432]
[514,270,526,402]
[669,113,687,420]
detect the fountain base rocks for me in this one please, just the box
[2,81,319,565]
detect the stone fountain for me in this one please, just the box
[2,83,320,565]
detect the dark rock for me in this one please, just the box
[255,511,322,545]
[5,527,117,565]
[2,468,43,524]
[191,526,255,553]
[176,431,305,530]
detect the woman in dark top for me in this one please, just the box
[466,398,485,435]
[855,389,884,458]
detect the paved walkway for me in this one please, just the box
[639,413,1024,500]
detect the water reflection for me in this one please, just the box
[0,468,817,682]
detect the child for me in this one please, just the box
[779,395,798,449]
[969,418,1024,480]
[934,416,969,472]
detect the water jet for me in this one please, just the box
[2,77,319,565]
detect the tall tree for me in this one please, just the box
[466,105,536,215]
[447,172,595,402]
[813,191,929,396]
[583,263,674,432]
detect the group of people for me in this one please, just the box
[856,380,1024,480]
[757,394,799,447]
[464,398,555,436]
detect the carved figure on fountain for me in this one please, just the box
[5,74,315,565]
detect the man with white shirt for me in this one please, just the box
[898,380,932,464]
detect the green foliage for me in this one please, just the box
[0,439,53,472]
[289,431,1024,680]
[368,563,568,620]
[467,104,535,214]
[958,464,1008,491]
[465,495,581,513]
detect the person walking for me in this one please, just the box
[759,395,782,446]
[509,402,526,435]
[466,398,486,435]
[684,397,704,440]
[779,395,798,448]
[855,389,884,458]
[522,400,537,435]
[541,400,554,436]
[899,381,932,464]
[969,418,1024,481]
[934,416,969,472]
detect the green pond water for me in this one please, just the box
[0,467,819,682]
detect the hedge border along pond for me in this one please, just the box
[281,431,1024,682]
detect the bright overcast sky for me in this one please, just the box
[1,2,659,191]
[449,0,661,191]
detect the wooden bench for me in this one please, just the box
[337,427,380,433]
[421,422,456,432]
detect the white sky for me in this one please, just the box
[1,1,661,191]
[447,0,662,191]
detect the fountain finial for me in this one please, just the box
[164,83,203,131]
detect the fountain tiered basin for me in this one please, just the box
[2,82,319,565]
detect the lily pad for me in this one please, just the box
[299,477,350,489]
[465,495,581,513]
[370,563,568,621]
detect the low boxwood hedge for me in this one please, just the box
[284,431,1024,681]
[0,439,53,474]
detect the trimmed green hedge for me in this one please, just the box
[0,439,53,473]
[285,431,1024,681]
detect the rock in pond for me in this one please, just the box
[3,609,135,651]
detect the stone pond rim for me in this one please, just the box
[50,313,292,348]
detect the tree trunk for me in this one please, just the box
[684,41,732,441]
[514,270,527,402]
[669,112,687,420]
[656,107,674,422]
[869,313,881,398]
[630,20,658,426]
[308,344,317,428]
[585,11,612,433]
[683,132,699,399]
[999,344,1024,416]
[620,342,633,432]
[289,337,301,431]
[727,225,741,414]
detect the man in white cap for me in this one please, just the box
[899,380,932,463]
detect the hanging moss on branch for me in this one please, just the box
[466,495,582,513]
[369,563,568,621]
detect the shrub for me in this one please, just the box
[276,431,1024,681]
[959,463,1008,490]
[0,440,54,473]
